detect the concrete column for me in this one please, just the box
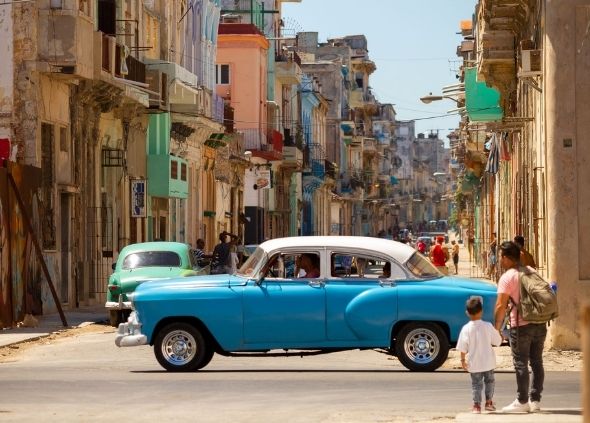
[545,0,590,349]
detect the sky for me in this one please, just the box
[282,0,477,141]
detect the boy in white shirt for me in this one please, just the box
[456,296,503,414]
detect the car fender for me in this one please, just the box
[396,284,497,341]
[134,278,246,348]
[344,288,398,342]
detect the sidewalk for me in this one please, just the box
[0,305,107,348]
[445,233,488,280]
[454,409,582,422]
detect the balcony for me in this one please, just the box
[147,154,189,199]
[38,5,94,79]
[282,146,303,169]
[92,32,149,107]
[362,138,377,156]
[275,51,303,85]
[476,0,534,109]
[241,128,282,161]
[145,59,199,111]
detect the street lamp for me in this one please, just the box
[420,94,460,105]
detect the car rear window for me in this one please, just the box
[122,251,182,269]
[405,252,441,278]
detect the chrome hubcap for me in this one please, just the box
[162,330,197,365]
[404,328,440,364]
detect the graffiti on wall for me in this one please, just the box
[0,164,43,327]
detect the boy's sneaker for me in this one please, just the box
[484,400,496,411]
[529,401,541,412]
[502,399,530,413]
[472,404,481,414]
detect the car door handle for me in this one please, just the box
[379,280,395,287]
[308,280,324,288]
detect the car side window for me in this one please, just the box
[331,253,406,280]
[261,252,321,279]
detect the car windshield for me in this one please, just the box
[405,252,441,278]
[236,246,266,278]
[122,251,182,270]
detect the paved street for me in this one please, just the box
[0,327,582,423]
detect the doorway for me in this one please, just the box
[60,193,71,304]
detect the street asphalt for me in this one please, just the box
[0,239,584,422]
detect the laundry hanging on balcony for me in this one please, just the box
[485,133,499,174]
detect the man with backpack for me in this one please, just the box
[493,241,558,413]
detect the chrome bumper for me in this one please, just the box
[105,300,132,310]
[115,312,147,347]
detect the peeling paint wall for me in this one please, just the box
[12,3,39,165]
[0,4,14,145]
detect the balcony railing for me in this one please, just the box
[303,143,326,178]
[124,55,146,84]
[275,50,302,66]
[241,128,267,150]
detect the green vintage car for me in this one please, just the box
[105,242,207,326]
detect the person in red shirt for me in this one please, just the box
[429,236,449,275]
[417,239,427,254]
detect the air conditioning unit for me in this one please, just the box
[519,49,542,77]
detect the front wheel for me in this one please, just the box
[395,322,449,372]
[154,323,213,372]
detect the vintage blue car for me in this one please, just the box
[115,236,497,372]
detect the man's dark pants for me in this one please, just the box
[509,323,547,403]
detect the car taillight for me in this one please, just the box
[108,285,119,292]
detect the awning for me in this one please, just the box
[465,67,503,122]
[205,133,228,148]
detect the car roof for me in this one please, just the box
[120,241,189,253]
[259,236,416,263]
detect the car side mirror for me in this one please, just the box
[112,262,116,271]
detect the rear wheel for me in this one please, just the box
[395,322,449,372]
[154,323,213,372]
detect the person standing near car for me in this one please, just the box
[494,241,546,413]
[457,296,503,413]
[429,236,449,275]
[211,232,231,274]
[451,240,460,274]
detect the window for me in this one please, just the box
[181,162,187,181]
[41,123,56,250]
[216,64,230,84]
[59,126,69,152]
[171,160,178,179]
[122,251,181,269]
[331,253,405,279]
[406,252,440,278]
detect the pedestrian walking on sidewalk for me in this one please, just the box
[514,235,537,269]
[494,241,547,413]
[457,296,503,414]
[451,240,460,274]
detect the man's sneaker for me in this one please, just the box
[472,404,481,414]
[502,399,530,413]
[484,400,496,411]
[529,401,541,412]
